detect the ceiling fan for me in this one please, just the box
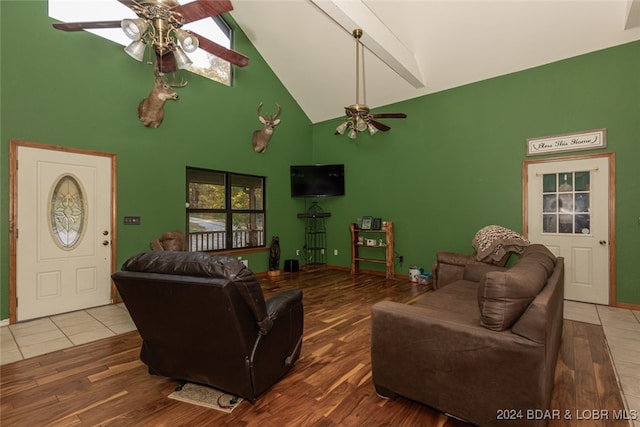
[52,0,249,74]
[335,29,407,139]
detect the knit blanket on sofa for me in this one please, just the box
[472,225,530,263]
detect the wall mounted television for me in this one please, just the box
[290,164,345,197]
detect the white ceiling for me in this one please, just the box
[230,0,640,124]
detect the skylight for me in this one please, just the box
[48,0,233,86]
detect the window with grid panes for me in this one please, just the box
[187,167,265,251]
[542,171,591,234]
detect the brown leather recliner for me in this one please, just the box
[111,251,303,402]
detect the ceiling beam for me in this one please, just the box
[626,0,640,29]
[311,0,425,88]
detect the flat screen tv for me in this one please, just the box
[290,164,345,197]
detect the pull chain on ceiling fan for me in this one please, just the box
[335,28,407,139]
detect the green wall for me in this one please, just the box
[0,0,313,320]
[2,1,639,322]
[310,40,640,306]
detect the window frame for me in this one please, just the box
[186,167,266,253]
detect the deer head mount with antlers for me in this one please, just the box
[252,103,281,153]
[138,73,187,128]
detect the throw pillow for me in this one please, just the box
[478,261,548,331]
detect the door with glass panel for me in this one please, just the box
[15,144,114,321]
[525,154,614,305]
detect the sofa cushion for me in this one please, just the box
[519,244,557,275]
[477,246,554,331]
[463,263,507,283]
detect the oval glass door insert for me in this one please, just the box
[50,175,86,249]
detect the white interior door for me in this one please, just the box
[525,155,612,305]
[16,146,113,321]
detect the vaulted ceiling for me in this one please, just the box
[230,0,640,123]
[48,1,640,125]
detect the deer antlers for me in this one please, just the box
[252,103,282,153]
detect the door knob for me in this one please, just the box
[599,240,607,246]
[102,240,110,246]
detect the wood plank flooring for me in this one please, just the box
[0,269,628,426]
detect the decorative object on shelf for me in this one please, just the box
[52,0,249,74]
[361,216,373,230]
[372,217,382,230]
[350,222,395,279]
[268,236,281,276]
[138,70,187,128]
[252,103,281,153]
[335,29,407,139]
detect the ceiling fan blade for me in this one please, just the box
[370,113,407,119]
[190,31,249,67]
[157,52,177,74]
[172,0,233,24]
[52,20,122,31]
[116,0,142,9]
[370,120,391,131]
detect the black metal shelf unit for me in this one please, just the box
[297,202,330,266]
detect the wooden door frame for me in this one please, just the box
[522,152,616,306]
[8,140,118,324]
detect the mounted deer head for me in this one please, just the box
[137,73,187,128]
[252,103,281,153]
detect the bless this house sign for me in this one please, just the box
[526,128,607,156]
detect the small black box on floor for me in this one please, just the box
[284,259,299,272]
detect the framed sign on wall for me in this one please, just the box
[526,128,606,156]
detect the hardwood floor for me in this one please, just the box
[0,269,628,426]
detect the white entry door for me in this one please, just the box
[525,154,613,305]
[16,145,113,321]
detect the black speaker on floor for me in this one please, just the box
[284,259,299,272]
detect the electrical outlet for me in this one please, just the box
[399,255,404,263]
[334,249,338,256]
[321,248,325,255]
[296,249,300,256]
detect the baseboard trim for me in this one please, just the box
[614,301,640,311]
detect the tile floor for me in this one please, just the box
[564,301,640,427]
[0,303,136,364]
[1,301,638,425]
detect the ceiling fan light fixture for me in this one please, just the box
[355,117,368,132]
[173,46,193,69]
[121,18,149,41]
[175,29,199,53]
[124,39,147,62]
[335,28,406,139]
[336,121,349,135]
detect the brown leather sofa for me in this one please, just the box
[112,251,303,402]
[371,244,564,427]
